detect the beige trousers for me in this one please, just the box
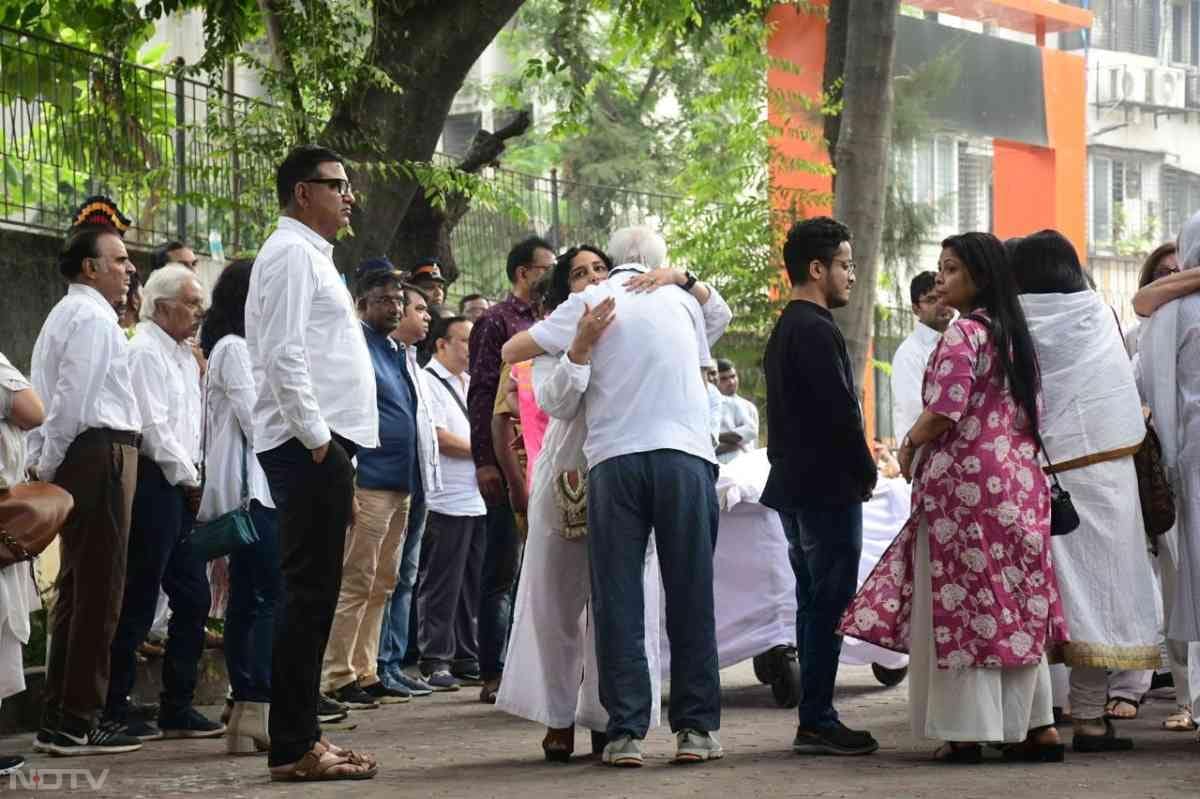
[321,486,411,692]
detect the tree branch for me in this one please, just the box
[258,0,308,140]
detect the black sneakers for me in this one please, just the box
[157,707,225,739]
[0,755,25,776]
[41,720,144,757]
[792,722,879,756]
[317,693,357,731]
[329,680,380,710]
[361,680,410,704]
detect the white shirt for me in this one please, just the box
[198,336,274,521]
[27,283,141,481]
[889,321,943,440]
[128,320,202,487]
[718,393,759,464]
[246,217,379,453]
[402,342,443,495]
[706,383,724,445]
[423,359,484,516]
[528,265,732,468]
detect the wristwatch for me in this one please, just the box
[680,271,697,292]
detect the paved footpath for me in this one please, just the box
[2,662,1197,797]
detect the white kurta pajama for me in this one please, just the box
[496,352,662,732]
[1020,291,1162,719]
[889,321,942,441]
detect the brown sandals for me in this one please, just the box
[269,740,378,782]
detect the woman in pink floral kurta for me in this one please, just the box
[841,232,1068,762]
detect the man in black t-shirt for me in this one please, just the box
[762,216,878,757]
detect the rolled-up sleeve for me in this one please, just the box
[255,246,329,450]
[532,352,590,420]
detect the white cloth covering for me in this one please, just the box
[527,265,731,469]
[1137,290,1200,640]
[26,283,141,481]
[909,521,1055,742]
[128,320,202,487]
[497,350,661,731]
[423,359,483,517]
[890,321,942,441]
[1020,291,1160,667]
[246,216,378,453]
[198,335,274,521]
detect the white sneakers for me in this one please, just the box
[601,730,725,767]
[602,736,644,767]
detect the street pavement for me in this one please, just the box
[1,662,1197,798]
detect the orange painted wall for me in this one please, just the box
[992,49,1088,262]
[766,2,833,218]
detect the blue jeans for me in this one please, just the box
[378,494,426,682]
[588,450,720,739]
[478,500,520,681]
[778,503,863,730]
[223,501,282,703]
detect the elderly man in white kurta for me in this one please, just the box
[889,271,953,441]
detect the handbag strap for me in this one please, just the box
[426,368,469,418]
[963,312,1067,492]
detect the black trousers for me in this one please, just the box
[257,435,356,767]
[416,512,486,672]
[105,457,207,721]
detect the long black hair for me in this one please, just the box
[942,232,1042,432]
[200,258,253,357]
[546,244,612,311]
[1009,230,1089,294]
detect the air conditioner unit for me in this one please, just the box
[1098,66,1147,104]
[1148,67,1187,108]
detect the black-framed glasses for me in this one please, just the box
[303,178,353,196]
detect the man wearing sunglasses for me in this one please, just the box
[246,145,380,781]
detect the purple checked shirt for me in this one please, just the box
[466,292,536,470]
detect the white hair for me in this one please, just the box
[141,263,201,322]
[606,226,667,269]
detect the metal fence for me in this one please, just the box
[0,25,282,251]
[872,305,916,444]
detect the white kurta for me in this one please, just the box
[496,352,662,731]
[889,322,942,441]
[1020,291,1160,668]
[1140,291,1200,642]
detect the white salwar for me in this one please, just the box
[909,522,1054,742]
[497,352,662,731]
[1019,292,1161,672]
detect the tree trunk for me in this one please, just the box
[319,0,526,273]
[829,0,899,385]
[389,110,532,282]
[822,0,850,178]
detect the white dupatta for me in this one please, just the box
[1019,291,1144,461]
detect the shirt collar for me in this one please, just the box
[277,216,335,260]
[137,319,189,356]
[426,358,465,380]
[361,320,399,351]
[914,321,944,345]
[68,283,119,319]
[502,292,534,317]
[609,262,649,278]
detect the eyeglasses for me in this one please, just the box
[831,258,856,275]
[367,295,404,308]
[303,178,353,196]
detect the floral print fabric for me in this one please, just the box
[840,315,1068,668]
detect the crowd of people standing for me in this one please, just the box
[4,139,1200,782]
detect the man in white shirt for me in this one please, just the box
[247,145,380,781]
[715,358,759,463]
[103,265,221,740]
[889,271,953,441]
[29,215,145,757]
[502,226,732,767]
[416,316,488,691]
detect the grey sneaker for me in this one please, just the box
[601,735,644,768]
[674,729,724,763]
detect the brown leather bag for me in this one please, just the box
[1134,422,1176,540]
[0,482,74,567]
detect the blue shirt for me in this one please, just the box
[356,322,419,492]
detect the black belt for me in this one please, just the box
[97,428,142,449]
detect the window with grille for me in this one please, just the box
[900,135,960,234]
[1163,167,1200,237]
[1097,0,1162,56]
[957,142,992,233]
[1092,157,1113,245]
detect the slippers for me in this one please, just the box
[1104,698,1139,720]
[933,742,982,764]
[1164,707,1196,731]
[269,742,378,782]
[1073,719,1133,753]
